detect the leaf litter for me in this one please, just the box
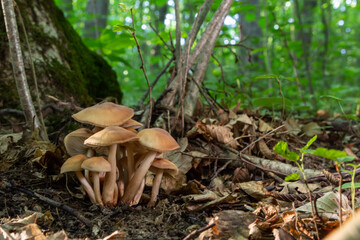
[1,106,359,239]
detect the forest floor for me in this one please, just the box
[0,104,359,239]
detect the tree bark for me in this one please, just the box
[294,0,317,108]
[0,0,122,109]
[83,0,109,39]
[1,0,45,139]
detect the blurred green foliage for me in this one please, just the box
[55,0,360,116]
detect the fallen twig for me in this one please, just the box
[182,223,215,240]
[1,179,93,227]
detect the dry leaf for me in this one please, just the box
[284,119,301,135]
[258,119,273,133]
[195,121,238,149]
[302,122,322,137]
[0,132,22,154]
[234,181,267,200]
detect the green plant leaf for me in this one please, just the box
[336,156,355,163]
[320,95,343,102]
[341,114,359,121]
[251,47,267,55]
[245,13,256,22]
[273,141,299,162]
[301,135,317,151]
[255,74,278,80]
[347,163,360,169]
[118,3,128,12]
[338,182,360,189]
[309,147,347,161]
[113,24,135,32]
[253,97,292,108]
[285,173,300,181]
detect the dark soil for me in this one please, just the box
[0,143,205,239]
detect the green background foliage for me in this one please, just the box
[55,0,360,115]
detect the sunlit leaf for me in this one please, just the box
[338,182,360,189]
[118,3,128,12]
[273,141,299,162]
[113,24,135,32]
[300,135,317,152]
[285,173,300,181]
[308,147,347,161]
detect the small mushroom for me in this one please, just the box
[121,128,180,205]
[60,154,96,204]
[84,126,139,207]
[147,158,178,207]
[81,156,111,205]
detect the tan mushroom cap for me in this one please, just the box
[64,128,109,156]
[72,102,134,127]
[149,158,178,177]
[138,128,180,152]
[61,154,88,173]
[81,156,111,172]
[121,119,143,129]
[84,126,139,147]
[64,128,93,156]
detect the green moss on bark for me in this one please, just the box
[0,0,122,108]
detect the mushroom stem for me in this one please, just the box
[75,171,96,204]
[148,169,164,207]
[102,144,117,206]
[132,178,145,206]
[92,172,103,205]
[122,151,157,203]
[113,182,118,206]
[125,143,135,183]
[84,148,95,183]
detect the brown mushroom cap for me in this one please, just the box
[72,102,134,127]
[121,119,143,129]
[64,128,93,156]
[61,154,88,173]
[81,156,111,172]
[138,128,180,152]
[149,158,178,177]
[84,126,139,147]
[60,154,96,204]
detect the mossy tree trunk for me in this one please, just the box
[0,0,122,109]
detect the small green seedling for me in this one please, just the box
[303,147,354,222]
[340,161,359,213]
[273,135,319,234]
[273,135,317,182]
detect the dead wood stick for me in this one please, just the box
[1,180,93,227]
[182,223,215,240]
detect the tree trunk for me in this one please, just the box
[0,0,122,109]
[83,0,109,39]
[238,0,263,68]
[1,0,45,139]
[294,0,317,108]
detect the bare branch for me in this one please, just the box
[1,0,44,139]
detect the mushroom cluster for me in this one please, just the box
[60,102,179,207]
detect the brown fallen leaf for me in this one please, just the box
[195,120,238,149]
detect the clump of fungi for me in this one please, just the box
[61,102,179,207]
